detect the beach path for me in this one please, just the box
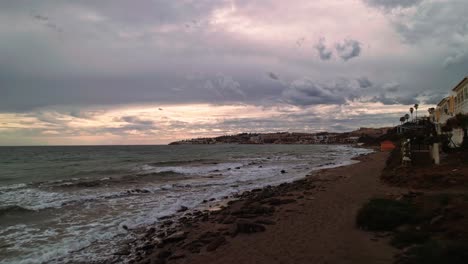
[176,151,399,264]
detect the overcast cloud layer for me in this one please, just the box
[1,0,468,145]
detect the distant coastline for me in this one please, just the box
[169,127,391,145]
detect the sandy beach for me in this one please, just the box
[123,151,403,264]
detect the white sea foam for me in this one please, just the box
[0,145,372,264]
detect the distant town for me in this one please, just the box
[168,127,391,145]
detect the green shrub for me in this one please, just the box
[391,230,430,249]
[356,198,417,231]
[405,240,468,264]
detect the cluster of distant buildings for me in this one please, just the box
[247,132,359,144]
[394,76,468,164]
[169,127,391,145]
[397,76,468,134]
[432,77,468,124]
[429,77,468,147]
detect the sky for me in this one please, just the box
[1,0,468,145]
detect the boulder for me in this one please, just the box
[177,206,188,213]
[162,231,187,244]
[236,220,266,234]
[206,236,226,252]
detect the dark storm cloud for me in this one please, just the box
[366,0,468,68]
[425,94,445,105]
[282,79,345,106]
[119,116,155,126]
[280,76,426,107]
[314,38,333,61]
[282,78,370,106]
[383,82,400,92]
[214,111,400,133]
[363,0,422,10]
[335,39,361,61]
[371,94,419,105]
[32,14,48,21]
[267,72,279,80]
[357,77,373,88]
[203,74,246,100]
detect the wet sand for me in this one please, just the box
[130,151,401,264]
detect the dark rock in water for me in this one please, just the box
[177,206,188,213]
[114,247,131,255]
[235,167,241,170]
[266,198,296,206]
[222,216,236,224]
[168,253,186,260]
[122,225,129,231]
[209,198,215,201]
[162,220,173,226]
[206,236,226,251]
[281,170,287,174]
[137,243,154,252]
[236,220,266,234]
[162,231,187,244]
[198,231,220,244]
[158,250,172,259]
[232,205,274,216]
[258,165,263,168]
[202,200,208,203]
[183,240,204,253]
[255,219,276,225]
[227,168,231,170]
[76,181,101,188]
[146,227,156,235]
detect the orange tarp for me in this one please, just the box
[380,140,396,152]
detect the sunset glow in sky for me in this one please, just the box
[1,0,467,145]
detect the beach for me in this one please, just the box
[122,151,402,264]
[0,145,371,263]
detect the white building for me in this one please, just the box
[453,76,468,115]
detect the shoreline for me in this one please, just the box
[110,149,399,264]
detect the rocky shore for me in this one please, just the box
[104,150,400,264]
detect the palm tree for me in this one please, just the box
[405,113,410,123]
[410,107,414,121]
[414,104,419,120]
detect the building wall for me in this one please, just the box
[436,98,454,124]
[454,81,468,114]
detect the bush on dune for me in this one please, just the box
[404,240,468,264]
[356,198,417,231]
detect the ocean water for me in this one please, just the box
[0,144,372,264]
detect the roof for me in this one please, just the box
[437,97,449,107]
[452,76,468,92]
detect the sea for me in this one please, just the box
[0,144,372,264]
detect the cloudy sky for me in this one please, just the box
[1,0,467,145]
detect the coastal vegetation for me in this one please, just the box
[358,191,468,263]
[356,198,417,231]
